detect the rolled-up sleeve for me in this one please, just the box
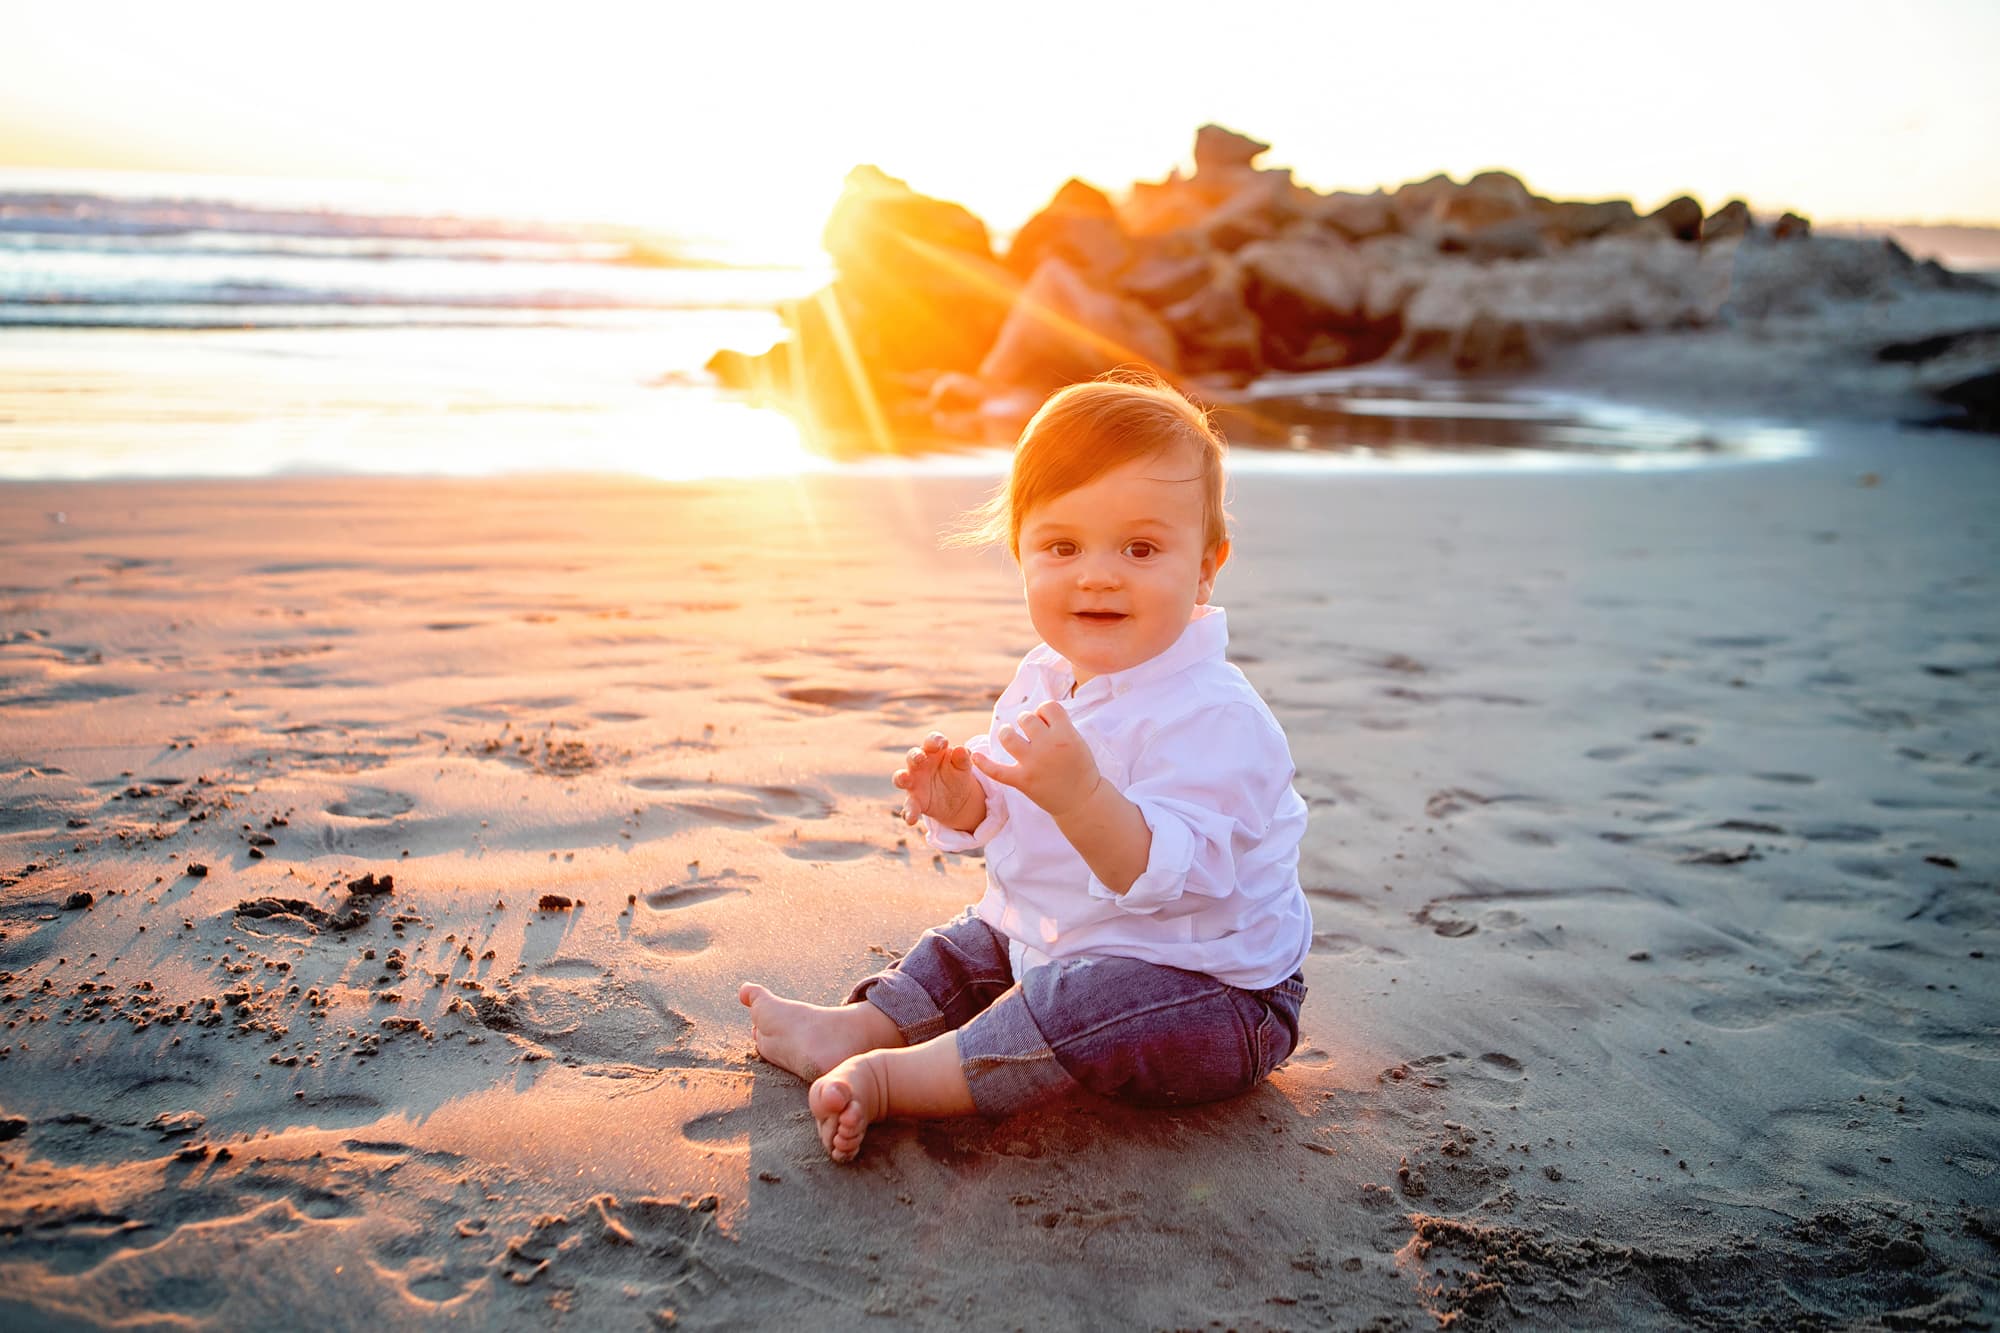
[921,732,1010,853]
[1086,702,1295,914]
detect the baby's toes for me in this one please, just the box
[834,1102,868,1156]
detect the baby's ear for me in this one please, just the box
[1198,539,1231,602]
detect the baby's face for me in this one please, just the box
[1017,447,1228,688]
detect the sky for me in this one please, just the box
[3,0,1996,259]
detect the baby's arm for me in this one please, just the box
[893,731,987,834]
[977,699,1297,911]
[972,703,1153,894]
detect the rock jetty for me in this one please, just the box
[708,125,1997,448]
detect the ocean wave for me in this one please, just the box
[0,303,773,330]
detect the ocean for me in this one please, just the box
[0,171,1803,482]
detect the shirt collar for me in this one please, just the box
[1027,604,1229,700]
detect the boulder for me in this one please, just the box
[977,256,1180,393]
[1193,124,1271,174]
[1121,171,1221,238]
[818,165,1020,377]
[1197,170,1296,251]
[1774,211,1812,240]
[1717,232,1957,320]
[1397,230,1737,362]
[1402,308,1538,373]
[823,164,994,274]
[1119,233,1214,308]
[1311,190,1397,241]
[1430,171,1545,259]
[1439,216,1546,262]
[1874,327,2000,432]
[1538,199,1638,247]
[1238,235,1400,369]
[1157,254,1264,376]
[1436,171,1536,231]
[1004,179,1134,285]
[1391,172,1462,235]
[1702,199,1752,244]
[1633,195,1705,243]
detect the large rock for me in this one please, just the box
[977,256,1180,392]
[1537,199,1638,246]
[1122,124,1292,239]
[1391,173,1462,235]
[1718,232,1958,320]
[1702,199,1752,244]
[818,165,1020,377]
[1397,231,1741,367]
[1119,233,1214,308]
[1196,170,1297,251]
[1120,171,1219,238]
[1237,235,1401,369]
[1157,254,1264,376]
[1310,190,1397,241]
[1619,195,1704,243]
[1435,170,1536,230]
[1004,179,1134,286]
[1193,124,1271,174]
[1385,171,1546,258]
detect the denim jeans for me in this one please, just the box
[847,910,1307,1118]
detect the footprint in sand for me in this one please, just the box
[628,776,833,826]
[643,870,756,913]
[1383,1051,1528,1105]
[680,1106,754,1149]
[636,926,712,958]
[470,969,693,1069]
[778,838,873,862]
[1689,984,1848,1030]
[327,787,416,820]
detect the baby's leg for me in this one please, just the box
[957,955,1303,1113]
[738,910,1012,1084]
[808,1033,975,1163]
[736,983,903,1082]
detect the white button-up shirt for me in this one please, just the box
[924,605,1312,991]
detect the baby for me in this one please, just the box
[738,372,1311,1162]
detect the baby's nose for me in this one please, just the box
[1076,558,1121,588]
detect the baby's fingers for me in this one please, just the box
[1033,701,1078,737]
[995,723,1029,760]
[970,750,1023,789]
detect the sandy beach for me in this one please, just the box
[1,401,1995,1329]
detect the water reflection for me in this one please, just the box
[1209,367,1810,470]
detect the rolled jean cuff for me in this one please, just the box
[845,970,952,1045]
[954,987,1080,1117]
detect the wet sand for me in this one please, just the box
[1,421,1997,1327]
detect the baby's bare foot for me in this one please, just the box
[737,982,900,1082]
[809,1053,889,1163]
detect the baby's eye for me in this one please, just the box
[1049,540,1078,558]
[1123,540,1157,560]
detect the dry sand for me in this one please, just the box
[1,412,1997,1328]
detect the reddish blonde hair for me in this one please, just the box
[950,371,1230,559]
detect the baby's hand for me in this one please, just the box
[892,732,985,831]
[973,702,1101,818]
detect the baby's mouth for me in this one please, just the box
[1073,610,1128,623]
